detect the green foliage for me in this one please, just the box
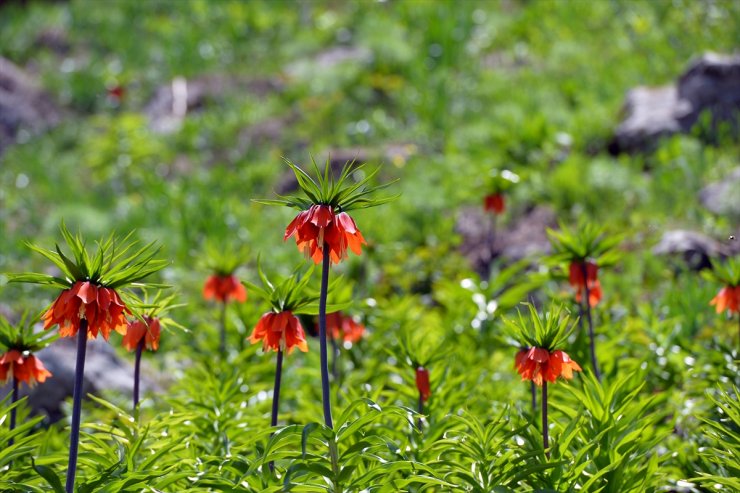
[504,304,578,352]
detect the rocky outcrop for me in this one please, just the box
[611,53,740,154]
[700,167,740,218]
[0,56,61,155]
[652,230,733,271]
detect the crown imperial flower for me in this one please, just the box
[568,260,602,307]
[284,204,366,264]
[122,316,161,352]
[203,274,247,303]
[326,311,365,343]
[515,347,581,386]
[483,193,505,214]
[249,311,308,354]
[0,349,52,386]
[44,280,129,340]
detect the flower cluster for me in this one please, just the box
[514,347,581,386]
[44,280,129,340]
[326,311,365,343]
[122,316,161,352]
[0,349,51,386]
[249,311,308,354]
[285,204,366,264]
[568,260,602,307]
[203,274,247,303]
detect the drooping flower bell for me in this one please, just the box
[0,350,51,387]
[249,310,308,354]
[515,347,581,386]
[483,193,505,214]
[415,366,431,402]
[203,274,248,303]
[568,260,602,307]
[326,311,365,344]
[710,285,740,315]
[284,204,366,264]
[122,316,161,352]
[44,280,129,340]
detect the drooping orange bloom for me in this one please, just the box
[203,274,247,303]
[569,260,602,307]
[122,316,161,352]
[415,367,431,402]
[284,204,366,264]
[0,349,52,386]
[326,312,365,344]
[249,311,308,354]
[710,285,740,315]
[483,193,505,214]
[515,347,581,386]
[43,280,129,340]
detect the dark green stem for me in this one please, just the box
[319,247,333,428]
[542,382,549,460]
[417,393,424,431]
[9,377,18,446]
[66,319,88,493]
[219,301,227,355]
[133,338,144,409]
[530,380,537,414]
[581,263,601,382]
[269,349,283,473]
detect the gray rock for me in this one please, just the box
[1,336,151,422]
[0,56,61,155]
[611,53,740,154]
[700,167,740,218]
[652,230,731,271]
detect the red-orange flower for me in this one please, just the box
[569,260,602,307]
[710,285,740,315]
[43,280,129,340]
[249,311,308,354]
[203,274,247,303]
[326,312,365,344]
[483,193,505,214]
[122,316,161,352]
[515,347,581,386]
[0,349,52,386]
[284,204,366,264]
[415,367,431,402]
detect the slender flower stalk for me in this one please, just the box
[66,319,88,493]
[268,348,284,472]
[318,247,333,427]
[9,378,18,446]
[580,262,600,381]
[256,158,395,428]
[542,381,549,459]
[133,338,144,408]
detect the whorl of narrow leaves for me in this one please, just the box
[504,303,577,351]
[546,221,621,266]
[254,157,398,212]
[8,222,168,290]
[244,260,350,315]
[0,311,56,353]
[704,256,740,286]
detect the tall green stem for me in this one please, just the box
[269,348,283,473]
[66,319,88,493]
[542,382,549,459]
[219,301,227,355]
[133,338,145,409]
[9,377,18,446]
[581,263,601,381]
[319,247,333,428]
